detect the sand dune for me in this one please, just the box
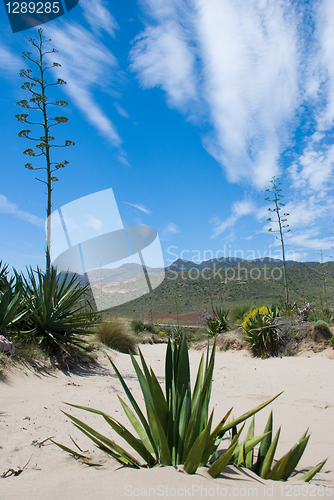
[1,344,333,499]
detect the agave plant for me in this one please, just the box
[0,261,11,293]
[206,306,229,336]
[0,266,28,335]
[53,334,326,480]
[20,266,97,354]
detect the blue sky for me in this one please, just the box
[1,0,334,272]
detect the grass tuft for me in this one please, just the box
[95,318,138,354]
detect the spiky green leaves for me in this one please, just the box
[235,412,327,482]
[19,266,97,355]
[55,334,325,481]
[58,335,323,481]
[0,269,28,335]
[206,306,229,335]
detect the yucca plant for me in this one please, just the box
[53,334,326,480]
[20,266,97,355]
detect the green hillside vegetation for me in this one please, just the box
[103,261,334,323]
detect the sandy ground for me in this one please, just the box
[1,345,333,500]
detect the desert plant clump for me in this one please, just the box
[206,306,229,335]
[130,319,145,333]
[130,320,158,334]
[278,300,297,318]
[0,270,28,338]
[54,334,327,482]
[96,318,138,354]
[242,305,280,357]
[17,266,97,357]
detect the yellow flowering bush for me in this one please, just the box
[242,306,270,331]
[242,305,279,357]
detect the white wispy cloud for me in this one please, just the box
[47,23,123,149]
[261,194,334,252]
[131,22,198,112]
[114,103,130,118]
[313,0,334,131]
[0,194,44,228]
[131,0,302,187]
[123,202,152,215]
[79,0,119,36]
[0,44,22,75]
[131,0,334,193]
[286,230,332,251]
[210,200,255,238]
[289,136,334,193]
[163,222,180,235]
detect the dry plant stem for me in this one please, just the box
[31,435,55,447]
[1,456,31,478]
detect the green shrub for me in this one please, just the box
[242,305,280,357]
[54,334,326,481]
[131,319,145,333]
[142,323,158,334]
[330,336,334,349]
[96,319,138,354]
[17,266,97,356]
[313,320,332,340]
[130,320,157,334]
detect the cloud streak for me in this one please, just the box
[162,222,180,237]
[47,23,123,148]
[210,200,256,238]
[0,194,44,228]
[0,44,22,75]
[123,202,152,215]
[79,0,119,36]
[131,0,334,191]
[131,0,303,187]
